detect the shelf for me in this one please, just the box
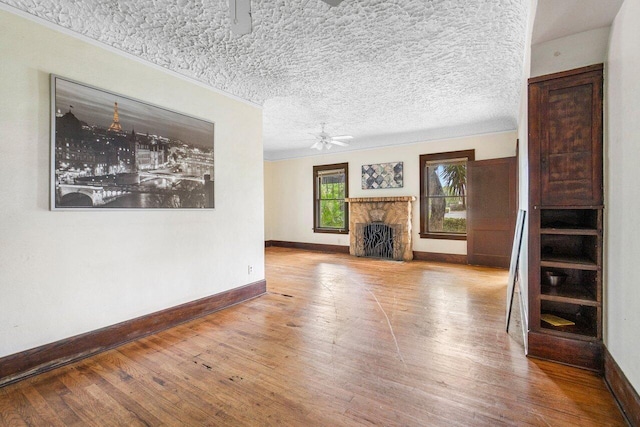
[536,205,604,210]
[540,209,600,231]
[540,309,597,338]
[540,255,599,270]
[536,325,600,342]
[540,284,598,306]
[540,228,599,236]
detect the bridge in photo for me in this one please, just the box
[57,183,178,207]
[56,171,213,207]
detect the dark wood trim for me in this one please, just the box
[419,232,467,240]
[527,330,603,372]
[0,280,266,388]
[528,63,604,84]
[269,244,468,264]
[265,240,273,247]
[413,251,468,265]
[419,150,475,239]
[269,240,350,254]
[604,346,640,427]
[419,149,476,163]
[313,162,349,234]
[312,228,349,235]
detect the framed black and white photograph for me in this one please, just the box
[51,75,215,209]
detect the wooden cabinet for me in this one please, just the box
[527,65,604,371]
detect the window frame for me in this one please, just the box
[313,162,349,234]
[419,150,475,240]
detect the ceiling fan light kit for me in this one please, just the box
[309,123,352,151]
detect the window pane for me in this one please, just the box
[427,196,466,233]
[319,200,345,228]
[427,161,466,197]
[320,173,345,200]
[426,159,467,234]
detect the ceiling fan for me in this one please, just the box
[310,123,353,151]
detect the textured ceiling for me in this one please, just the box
[2,0,529,159]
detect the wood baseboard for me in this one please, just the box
[604,346,640,426]
[266,243,468,264]
[0,280,266,388]
[267,240,350,254]
[412,251,468,264]
[527,330,603,372]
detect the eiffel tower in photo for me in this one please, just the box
[108,102,123,132]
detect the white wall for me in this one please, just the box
[0,10,264,358]
[265,132,516,255]
[605,0,640,392]
[264,160,275,242]
[531,26,611,77]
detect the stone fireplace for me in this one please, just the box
[344,196,416,261]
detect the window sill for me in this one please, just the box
[420,232,466,241]
[314,228,349,235]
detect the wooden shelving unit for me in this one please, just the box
[527,65,604,371]
[537,207,602,339]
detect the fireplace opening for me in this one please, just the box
[363,223,394,259]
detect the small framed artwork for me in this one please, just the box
[50,75,215,209]
[361,161,403,189]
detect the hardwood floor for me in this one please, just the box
[0,247,625,426]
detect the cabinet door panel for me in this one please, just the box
[537,74,602,206]
[548,152,591,181]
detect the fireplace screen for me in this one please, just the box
[356,223,403,260]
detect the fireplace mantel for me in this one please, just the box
[345,196,416,203]
[345,196,416,261]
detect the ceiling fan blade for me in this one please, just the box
[311,141,323,150]
[331,135,353,140]
[321,0,343,6]
[330,140,349,147]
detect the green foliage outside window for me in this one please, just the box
[443,217,467,233]
[318,178,345,229]
[427,161,467,234]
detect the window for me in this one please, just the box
[419,150,474,240]
[313,163,349,234]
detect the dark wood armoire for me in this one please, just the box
[527,64,604,371]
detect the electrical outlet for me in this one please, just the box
[248,265,253,275]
